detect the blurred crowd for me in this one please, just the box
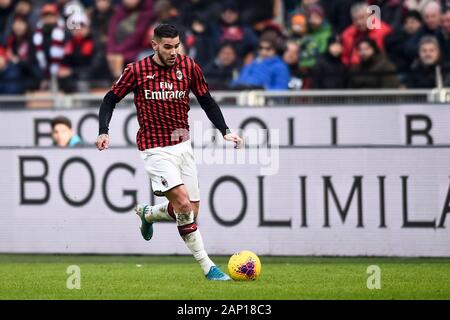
[1,0,450,95]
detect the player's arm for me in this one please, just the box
[191,61,243,149]
[96,91,120,150]
[196,92,243,148]
[96,65,136,151]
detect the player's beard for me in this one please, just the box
[158,51,176,67]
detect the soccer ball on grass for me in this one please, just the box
[227,250,261,281]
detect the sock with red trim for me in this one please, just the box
[176,210,215,275]
[144,202,176,223]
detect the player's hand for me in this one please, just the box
[224,133,244,149]
[96,134,110,151]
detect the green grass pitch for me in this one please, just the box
[1,254,449,300]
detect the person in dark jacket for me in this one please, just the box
[349,37,400,88]
[89,0,115,85]
[437,8,450,71]
[211,1,258,58]
[385,10,423,76]
[406,35,450,88]
[203,42,239,90]
[312,34,348,89]
[404,1,442,62]
[0,46,24,95]
[58,13,94,93]
[5,16,42,91]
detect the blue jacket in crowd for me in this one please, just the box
[232,56,290,90]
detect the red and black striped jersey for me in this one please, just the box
[110,54,209,150]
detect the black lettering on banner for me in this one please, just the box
[77,113,98,142]
[331,117,338,145]
[258,176,291,227]
[19,156,50,204]
[59,157,95,207]
[102,163,137,213]
[124,112,137,146]
[438,177,450,228]
[378,176,387,228]
[239,117,269,146]
[323,176,364,227]
[288,117,295,146]
[406,114,433,145]
[300,176,307,227]
[209,176,247,226]
[34,118,52,146]
[401,176,435,228]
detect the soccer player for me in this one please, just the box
[95,24,243,281]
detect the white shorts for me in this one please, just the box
[140,139,200,201]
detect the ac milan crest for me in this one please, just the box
[176,70,183,80]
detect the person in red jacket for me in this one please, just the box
[341,2,393,66]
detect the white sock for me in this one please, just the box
[144,202,176,223]
[176,210,215,275]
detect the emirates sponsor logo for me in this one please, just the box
[144,81,186,100]
[144,90,187,100]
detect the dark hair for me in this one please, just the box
[404,10,423,23]
[356,37,380,54]
[219,41,237,52]
[51,116,72,129]
[153,24,179,39]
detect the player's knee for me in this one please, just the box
[176,201,192,214]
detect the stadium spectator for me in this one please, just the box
[203,42,239,90]
[368,0,405,30]
[288,13,307,40]
[3,0,40,45]
[32,4,66,90]
[212,1,259,58]
[437,8,450,64]
[341,2,393,66]
[403,1,443,61]
[289,0,320,16]
[51,116,84,147]
[406,35,449,88]
[151,0,186,42]
[184,13,216,66]
[237,0,275,26]
[0,0,15,45]
[298,4,331,69]
[283,39,304,89]
[107,0,154,77]
[231,35,290,90]
[177,0,220,29]
[58,13,94,93]
[349,37,400,88]
[5,16,41,91]
[0,46,24,95]
[385,10,423,76]
[312,34,348,89]
[88,0,114,85]
[323,0,355,34]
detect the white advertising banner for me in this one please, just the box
[0,147,449,256]
[1,104,450,147]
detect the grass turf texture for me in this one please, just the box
[0,255,449,300]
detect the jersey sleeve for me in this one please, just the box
[110,64,136,100]
[190,61,209,97]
